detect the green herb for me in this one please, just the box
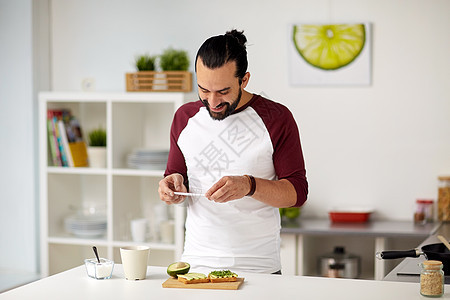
[135,54,157,71]
[159,48,190,71]
[88,127,106,147]
[209,270,237,277]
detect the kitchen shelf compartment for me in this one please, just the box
[112,102,173,170]
[112,175,170,243]
[47,173,107,238]
[46,101,106,168]
[49,244,107,276]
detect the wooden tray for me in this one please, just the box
[126,71,192,92]
[162,277,245,290]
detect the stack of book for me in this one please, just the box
[47,109,89,167]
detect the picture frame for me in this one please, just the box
[288,22,372,86]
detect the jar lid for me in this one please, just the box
[422,260,443,269]
[416,199,434,204]
[438,176,450,181]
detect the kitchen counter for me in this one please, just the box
[280,219,439,279]
[1,264,448,300]
[281,219,439,237]
[383,222,450,284]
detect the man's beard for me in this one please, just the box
[200,88,242,121]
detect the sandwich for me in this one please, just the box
[177,272,209,284]
[208,270,238,283]
[176,270,239,284]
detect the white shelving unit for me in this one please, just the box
[39,92,190,276]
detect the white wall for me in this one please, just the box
[0,0,37,272]
[50,0,450,220]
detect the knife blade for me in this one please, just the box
[174,192,205,197]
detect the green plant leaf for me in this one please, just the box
[135,54,156,71]
[159,48,190,71]
[88,127,107,147]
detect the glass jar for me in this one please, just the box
[420,260,444,297]
[414,199,434,224]
[438,176,450,222]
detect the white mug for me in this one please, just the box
[120,246,150,280]
[130,218,147,242]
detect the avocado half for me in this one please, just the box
[167,262,190,278]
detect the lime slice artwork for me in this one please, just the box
[293,24,366,71]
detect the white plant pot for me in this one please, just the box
[88,147,106,168]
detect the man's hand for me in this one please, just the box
[205,176,250,203]
[206,175,297,208]
[158,173,187,205]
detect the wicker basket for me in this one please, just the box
[126,71,192,92]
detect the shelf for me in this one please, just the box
[46,236,177,251]
[46,166,165,177]
[39,91,188,102]
[47,166,108,175]
[112,168,165,177]
[39,92,188,276]
[48,236,108,246]
[112,240,176,251]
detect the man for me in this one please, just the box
[158,29,308,274]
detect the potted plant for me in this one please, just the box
[135,54,157,71]
[125,49,192,92]
[155,47,191,91]
[280,207,301,224]
[126,54,157,91]
[87,127,107,168]
[159,48,190,71]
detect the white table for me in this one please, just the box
[1,265,448,300]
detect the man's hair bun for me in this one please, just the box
[226,29,247,49]
[195,29,248,79]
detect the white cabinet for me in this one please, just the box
[39,92,189,276]
[280,233,297,275]
[279,220,437,280]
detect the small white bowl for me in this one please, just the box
[84,258,114,279]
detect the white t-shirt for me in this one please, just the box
[165,94,307,273]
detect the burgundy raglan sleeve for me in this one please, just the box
[164,101,202,188]
[254,98,308,207]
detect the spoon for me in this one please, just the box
[437,235,450,251]
[92,246,101,263]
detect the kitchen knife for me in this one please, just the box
[174,192,205,197]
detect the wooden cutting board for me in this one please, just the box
[162,277,245,290]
